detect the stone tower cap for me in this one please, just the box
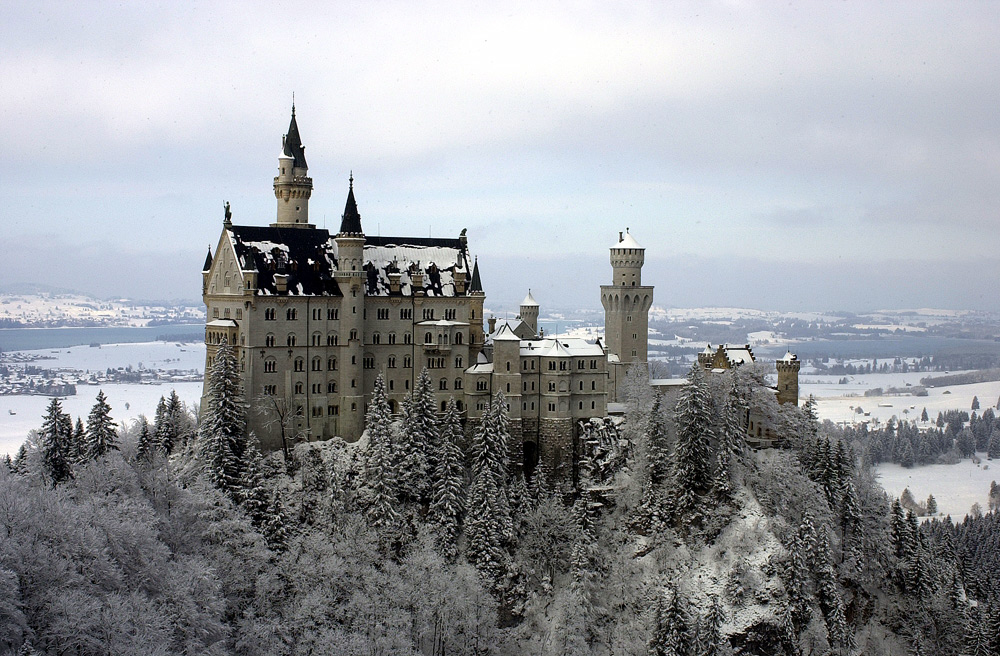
[521,289,539,307]
[614,229,642,250]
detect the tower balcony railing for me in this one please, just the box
[273,175,313,185]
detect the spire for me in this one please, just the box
[282,104,307,169]
[521,289,538,307]
[469,256,483,293]
[338,173,364,235]
[202,246,213,272]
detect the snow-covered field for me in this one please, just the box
[801,371,1000,428]
[0,293,202,327]
[0,342,206,457]
[876,457,998,520]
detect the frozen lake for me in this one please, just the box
[0,341,206,457]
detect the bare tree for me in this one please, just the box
[254,391,306,462]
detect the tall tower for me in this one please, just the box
[601,229,654,399]
[519,289,539,336]
[272,105,314,228]
[335,175,366,438]
[775,352,801,406]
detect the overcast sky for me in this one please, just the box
[2,2,999,313]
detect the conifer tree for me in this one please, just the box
[70,417,85,463]
[398,368,436,504]
[263,490,289,552]
[674,364,715,525]
[363,374,401,537]
[241,442,271,528]
[162,389,185,454]
[702,594,729,656]
[39,397,73,484]
[466,393,513,590]
[135,416,155,464]
[926,494,938,516]
[714,377,747,500]
[648,583,688,656]
[198,339,248,500]
[429,398,466,559]
[85,390,118,460]
[646,394,670,486]
[152,396,168,451]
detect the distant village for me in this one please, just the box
[0,350,202,398]
[0,293,203,328]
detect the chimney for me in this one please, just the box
[488,316,497,334]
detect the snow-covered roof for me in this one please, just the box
[614,231,643,250]
[416,319,469,327]
[225,225,473,298]
[520,289,538,307]
[519,337,604,357]
[491,322,521,341]
[206,319,238,327]
[650,378,688,387]
[779,351,798,363]
[467,362,494,374]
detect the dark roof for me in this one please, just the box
[469,257,483,293]
[226,223,475,298]
[282,106,308,169]
[228,225,341,296]
[202,247,213,272]
[338,176,363,235]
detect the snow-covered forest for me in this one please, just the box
[1,342,996,655]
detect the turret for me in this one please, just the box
[334,175,366,439]
[600,229,654,387]
[201,246,213,294]
[272,105,314,228]
[776,352,800,406]
[519,289,539,337]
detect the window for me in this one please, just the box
[372,333,381,345]
[423,308,435,320]
[455,332,463,345]
[327,308,338,320]
[294,358,304,372]
[328,405,337,415]
[455,356,463,368]
[287,308,297,321]
[404,332,412,345]
[579,402,584,410]
[363,357,375,369]
[287,334,296,347]
[548,362,556,371]
[388,332,396,345]
[312,383,321,394]
[328,358,337,371]
[312,333,321,346]
[388,356,396,368]
[263,384,276,395]
[294,382,304,394]
[351,379,357,388]
[548,403,556,412]
[236,309,243,320]
[400,308,412,320]
[455,378,462,390]
[578,360,585,370]
[548,382,556,391]
[224,308,230,319]
[592,381,596,390]
[350,329,358,341]
[579,381,584,391]
[377,308,389,320]
[440,378,448,390]
[328,382,337,393]
[312,406,322,417]
[265,308,276,321]
[444,308,456,320]
[506,362,510,372]
[312,308,322,320]
[264,359,277,373]
[590,359,597,369]
[424,332,433,344]
[311,357,321,371]
[265,334,275,347]
[591,401,596,409]
[404,356,412,368]
[327,333,338,345]
[477,379,488,391]
[213,308,219,318]
[351,355,356,365]
[506,383,510,393]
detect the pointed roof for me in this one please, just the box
[521,289,538,307]
[281,105,308,169]
[613,229,643,250]
[338,174,364,235]
[202,247,213,272]
[469,256,484,293]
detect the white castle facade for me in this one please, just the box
[201,109,798,474]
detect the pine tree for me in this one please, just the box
[921,407,929,422]
[363,374,401,538]
[84,390,118,460]
[198,339,249,500]
[263,490,288,552]
[241,442,271,528]
[162,389,185,454]
[647,394,670,486]
[972,395,980,411]
[152,396,169,452]
[70,417,85,463]
[397,368,436,504]
[135,416,155,464]
[713,377,746,500]
[648,583,688,656]
[39,397,73,484]
[466,393,513,591]
[298,446,329,526]
[702,595,729,656]
[926,494,938,516]
[429,398,466,560]
[674,364,715,526]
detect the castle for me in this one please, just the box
[201,108,799,472]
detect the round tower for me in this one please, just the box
[272,105,314,228]
[600,229,654,384]
[775,352,801,406]
[519,289,539,337]
[334,175,366,439]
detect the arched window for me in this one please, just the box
[286,308,297,320]
[454,378,463,390]
[264,358,277,373]
[287,334,296,347]
[312,332,322,346]
[294,382,304,394]
[372,332,381,345]
[312,357,321,371]
[349,329,358,341]
[455,332,463,345]
[440,378,448,390]
[294,358,304,372]
[425,332,433,344]
[328,358,337,371]
[327,333,338,345]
